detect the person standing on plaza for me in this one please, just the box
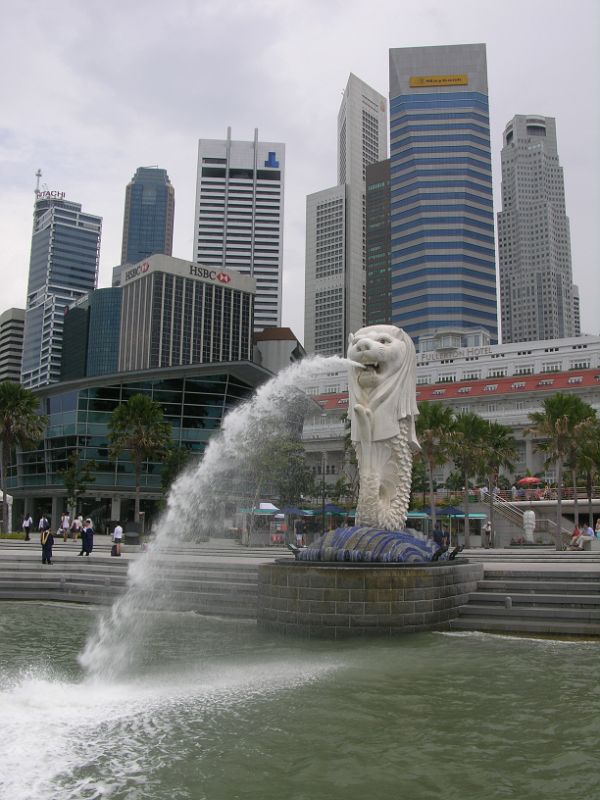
[432,523,445,548]
[22,513,32,541]
[112,521,123,556]
[60,511,70,543]
[595,519,600,538]
[79,518,94,556]
[483,520,492,549]
[40,524,54,564]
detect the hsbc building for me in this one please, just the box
[119,254,256,372]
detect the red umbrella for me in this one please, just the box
[517,476,542,486]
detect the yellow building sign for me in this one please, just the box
[409,74,468,88]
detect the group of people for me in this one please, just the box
[21,512,124,565]
[431,520,493,549]
[568,520,600,550]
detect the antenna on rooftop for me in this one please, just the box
[35,169,42,192]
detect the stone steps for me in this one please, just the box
[0,551,260,618]
[453,617,600,637]
[451,567,600,636]
[476,578,600,595]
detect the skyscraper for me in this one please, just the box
[193,129,284,331]
[0,308,25,383]
[121,167,175,266]
[61,288,123,381]
[21,192,101,389]
[304,74,387,355]
[365,159,392,325]
[388,44,497,344]
[119,255,255,372]
[498,115,578,342]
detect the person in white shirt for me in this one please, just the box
[61,512,70,543]
[112,522,123,556]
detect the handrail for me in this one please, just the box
[491,494,524,526]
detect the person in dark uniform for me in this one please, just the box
[79,518,94,556]
[41,526,54,564]
[432,523,445,548]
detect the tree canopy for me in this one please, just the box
[108,394,172,522]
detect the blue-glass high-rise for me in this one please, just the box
[121,167,174,265]
[388,44,497,344]
[21,194,101,388]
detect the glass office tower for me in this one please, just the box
[21,194,101,389]
[121,167,175,265]
[388,44,497,344]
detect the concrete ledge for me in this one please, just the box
[257,561,483,638]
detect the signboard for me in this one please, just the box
[418,346,491,363]
[409,74,468,88]
[35,190,66,200]
[122,254,255,293]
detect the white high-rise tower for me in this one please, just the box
[193,128,284,331]
[498,115,578,343]
[304,74,387,355]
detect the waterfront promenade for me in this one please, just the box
[1,538,599,635]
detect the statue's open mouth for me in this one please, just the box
[360,360,381,374]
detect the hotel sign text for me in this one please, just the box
[409,74,468,88]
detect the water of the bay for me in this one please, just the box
[0,601,598,800]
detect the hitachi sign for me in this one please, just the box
[35,190,66,200]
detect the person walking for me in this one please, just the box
[79,518,94,556]
[22,513,33,541]
[60,512,70,543]
[112,521,123,556]
[38,513,50,537]
[40,519,53,564]
[70,515,81,541]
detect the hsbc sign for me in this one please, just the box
[189,265,232,284]
[124,261,151,282]
[122,256,247,291]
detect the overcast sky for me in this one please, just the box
[1,0,598,341]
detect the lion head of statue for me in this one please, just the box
[347,325,411,386]
[347,324,418,442]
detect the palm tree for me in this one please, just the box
[0,382,47,533]
[449,411,488,548]
[480,421,518,546]
[415,401,455,530]
[525,393,596,549]
[563,403,597,526]
[108,394,172,522]
[572,417,600,528]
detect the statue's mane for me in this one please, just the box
[348,325,418,421]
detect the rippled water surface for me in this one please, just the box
[0,602,598,800]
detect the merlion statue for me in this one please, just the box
[522,509,535,543]
[347,324,420,531]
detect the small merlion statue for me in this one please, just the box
[523,509,536,543]
[347,325,420,531]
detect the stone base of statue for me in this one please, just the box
[257,525,482,638]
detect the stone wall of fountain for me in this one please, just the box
[257,560,483,638]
